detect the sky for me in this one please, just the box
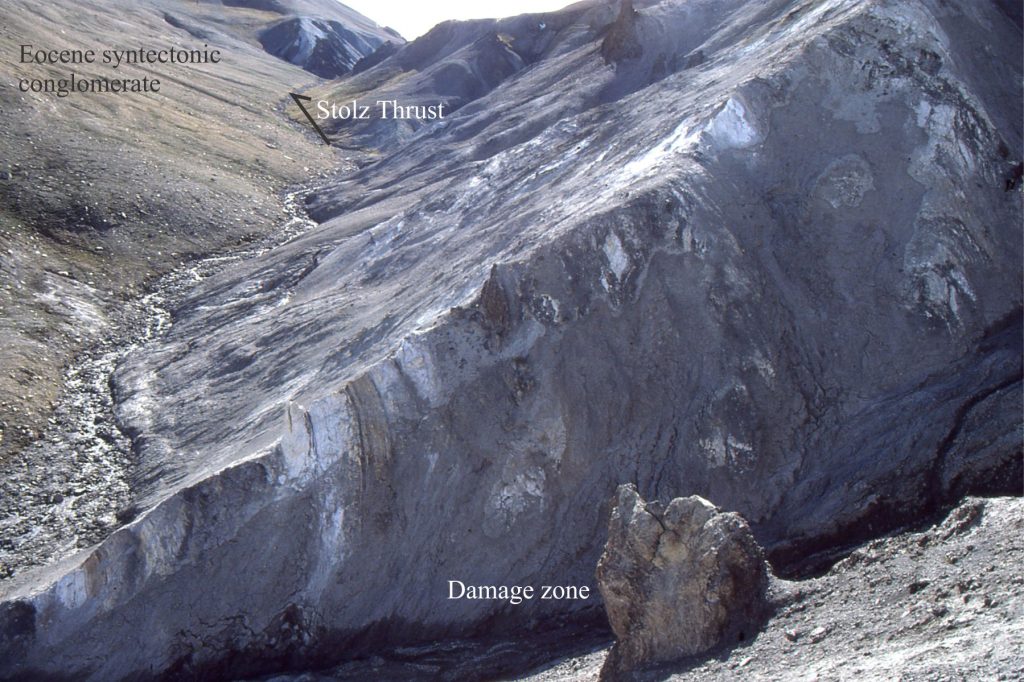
[340,0,577,40]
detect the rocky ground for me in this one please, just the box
[0,180,335,581]
[0,0,351,465]
[247,496,1024,681]
[0,0,394,579]
[0,0,1020,680]
[518,497,1024,682]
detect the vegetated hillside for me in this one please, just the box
[1,0,1021,680]
[0,0,347,465]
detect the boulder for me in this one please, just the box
[596,484,769,675]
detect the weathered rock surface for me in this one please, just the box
[171,0,403,78]
[0,0,344,471]
[259,15,401,78]
[0,0,351,584]
[600,0,642,63]
[596,485,769,675]
[521,496,1024,681]
[0,0,1021,680]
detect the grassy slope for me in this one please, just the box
[0,0,341,460]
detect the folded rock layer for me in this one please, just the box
[1,0,1021,679]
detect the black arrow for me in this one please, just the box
[290,92,331,146]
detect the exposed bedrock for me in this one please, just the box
[207,0,406,78]
[596,485,770,676]
[601,0,642,63]
[1,0,1021,679]
[259,17,397,78]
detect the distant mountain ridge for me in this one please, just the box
[188,0,406,77]
[259,16,399,78]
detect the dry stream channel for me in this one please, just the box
[0,184,324,583]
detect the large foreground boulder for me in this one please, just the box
[596,485,769,675]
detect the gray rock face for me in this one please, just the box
[601,0,642,63]
[0,0,1021,680]
[312,4,600,148]
[259,17,397,78]
[215,0,405,78]
[596,485,769,673]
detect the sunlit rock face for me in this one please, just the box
[221,0,405,78]
[596,485,770,673]
[259,17,398,78]
[1,0,1020,680]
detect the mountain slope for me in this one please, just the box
[1,0,1021,680]
[233,0,405,77]
[0,0,364,464]
[519,497,1024,682]
[163,1,404,77]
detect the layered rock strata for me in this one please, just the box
[1,0,1020,679]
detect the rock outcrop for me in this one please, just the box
[600,0,642,63]
[1,0,1021,680]
[596,485,769,675]
[203,0,405,78]
[259,17,399,78]
[520,496,1024,681]
[309,4,598,148]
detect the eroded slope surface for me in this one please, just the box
[1,0,1021,680]
[249,0,404,78]
[0,0,392,472]
[0,0,341,466]
[521,497,1024,681]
